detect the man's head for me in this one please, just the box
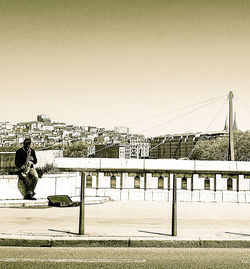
[23,138,31,150]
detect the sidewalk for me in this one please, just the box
[0,200,249,248]
[0,196,109,208]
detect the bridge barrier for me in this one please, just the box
[0,158,249,203]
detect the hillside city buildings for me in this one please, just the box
[0,114,151,159]
[0,114,231,161]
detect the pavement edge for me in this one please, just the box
[0,238,249,248]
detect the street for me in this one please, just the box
[0,247,249,269]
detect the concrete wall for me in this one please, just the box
[1,158,249,202]
[0,171,249,203]
[55,158,250,173]
[53,157,250,203]
[0,150,63,169]
[36,150,63,167]
[0,173,80,200]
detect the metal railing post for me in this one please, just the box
[79,171,85,235]
[171,173,177,236]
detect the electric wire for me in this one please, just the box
[149,138,167,152]
[124,95,226,126]
[29,94,230,155]
[148,96,228,154]
[187,97,229,159]
[40,94,244,158]
[179,96,227,133]
[94,143,119,154]
[204,97,228,132]
[142,98,222,135]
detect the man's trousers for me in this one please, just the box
[18,168,38,197]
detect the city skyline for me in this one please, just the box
[1,0,250,136]
[0,109,238,137]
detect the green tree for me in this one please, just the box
[234,130,250,161]
[190,130,250,161]
[0,144,20,152]
[63,142,88,157]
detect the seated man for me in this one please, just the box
[15,138,38,200]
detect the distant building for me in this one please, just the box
[94,144,121,158]
[43,124,54,132]
[87,145,96,157]
[93,139,150,159]
[137,142,150,158]
[16,121,43,133]
[37,114,51,123]
[128,137,150,159]
[89,127,98,133]
[114,126,129,134]
[150,131,228,159]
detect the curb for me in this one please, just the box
[0,199,106,208]
[0,238,249,248]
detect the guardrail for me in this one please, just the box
[78,171,178,236]
[55,158,250,236]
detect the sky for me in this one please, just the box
[0,0,250,137]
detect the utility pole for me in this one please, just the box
[228,91,235,161]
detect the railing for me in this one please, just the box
[55,158,250,236]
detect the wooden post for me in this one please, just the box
[171,174,177,236]
[79,172,85,235]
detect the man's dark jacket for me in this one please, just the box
[15,148,37,170]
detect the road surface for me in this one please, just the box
[0,247,249,269]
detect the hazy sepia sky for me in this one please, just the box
[0,0,249,136]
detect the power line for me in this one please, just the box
[180,96,226,133]
[124,95,226,126]
[147,97,228,154]
[142,98,222,134]
[35,94,229,153]
[187,98,229,159]
[94,143,119,154]
[204,97,228,132]
[149,136,170,152]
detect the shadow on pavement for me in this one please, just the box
[138,230,171,236]
[48,229,79,235]
[225,232,250,237]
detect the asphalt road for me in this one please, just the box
[0,247,249,269]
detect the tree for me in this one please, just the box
[190,130,250,161]
[0,144,20,152]
[234,130,250,161]
[63,142,88,157]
